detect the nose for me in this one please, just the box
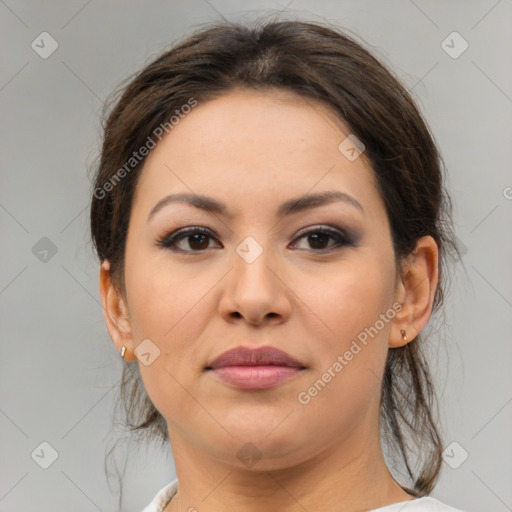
[218,239,292,327]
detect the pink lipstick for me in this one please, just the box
[205,345,306,390]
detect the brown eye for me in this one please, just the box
[183,233,211,251]
[306,232,331,250]
[157,225,353,254]
[292,227,352,252]
[157,227,221,253]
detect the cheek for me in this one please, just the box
[124,245,219,381]
[293,251,395,404]
[124,255,215,426]
[124,240,203,339]
[296,250,396,347]
[293,319,390,441]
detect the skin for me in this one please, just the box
[99,88,438,512]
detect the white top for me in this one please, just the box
[141,479,466,512]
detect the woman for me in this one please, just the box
[90,19,464,512]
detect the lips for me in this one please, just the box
[205,346,306,390]
[206,346,305,370]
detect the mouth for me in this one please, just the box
[205,345,307,390]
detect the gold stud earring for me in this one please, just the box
[120,345,127,359]
[400,329,407,342]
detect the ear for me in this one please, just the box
[99,260,137,361]
[390,236,439,348]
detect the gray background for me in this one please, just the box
[1,0,511,511]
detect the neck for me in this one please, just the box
[163,425,415,512]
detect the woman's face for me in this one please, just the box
[115,88,404,469]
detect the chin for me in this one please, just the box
[215,428,311,468]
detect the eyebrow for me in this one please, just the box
[147,190,364,223]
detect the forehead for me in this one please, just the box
[133,88,381,219]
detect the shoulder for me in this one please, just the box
[141,480,178,512]
[370,496,466,511]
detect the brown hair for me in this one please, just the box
[90,18,458,498]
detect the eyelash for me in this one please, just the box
[156,225,354,254]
